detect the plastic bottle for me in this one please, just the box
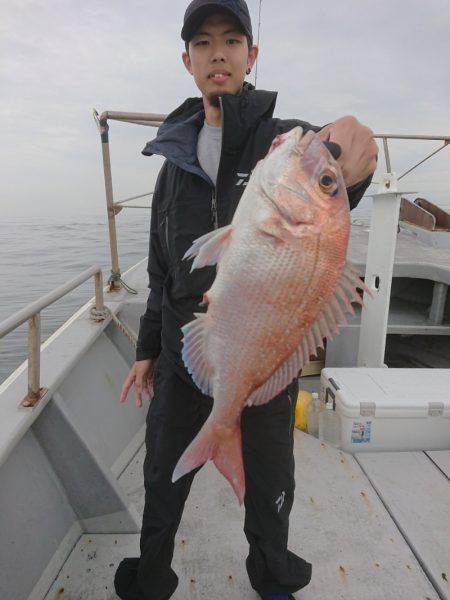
[318,401,341,448]
[306,392,322,438]
[295,390,313,431]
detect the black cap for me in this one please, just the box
[181,0,253,43]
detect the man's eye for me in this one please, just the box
[227,38,240,45]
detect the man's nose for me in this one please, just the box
[211,45,226,62]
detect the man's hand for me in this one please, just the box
[120,359,155,408]
[317,116,378,188]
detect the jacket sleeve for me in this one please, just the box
[346,174,373,210]
[135,166,168,361]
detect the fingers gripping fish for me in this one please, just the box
[172,127,369,504]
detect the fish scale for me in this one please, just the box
[173,127,367,503]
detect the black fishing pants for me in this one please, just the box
[114,355,312,600]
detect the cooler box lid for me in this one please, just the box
[321,368,450,419]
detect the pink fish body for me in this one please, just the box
[172,127,366,503]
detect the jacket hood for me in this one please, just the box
[142,84,277,173]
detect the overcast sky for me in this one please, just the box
[1,0,449,217]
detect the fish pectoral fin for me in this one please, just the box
[172,421,245,505]
[246,262,370,408]
[182,313,214,396]
[183,225,233,271]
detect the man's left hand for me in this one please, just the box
[317,116,378,188]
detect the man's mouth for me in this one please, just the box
[209,72,231,83]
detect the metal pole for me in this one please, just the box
[23,314,47,408]
[382,137,392,174]
[254,0,262,87]
[94,270,105,311]
[357,174,402,367]
[398,141,450,180]
[99,117,121,291]
[0,265,104,338]
[429,282,448,325]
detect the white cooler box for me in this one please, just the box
[320,368,450,453]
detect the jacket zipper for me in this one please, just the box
[211,190,219,229]
[210,97,225,230]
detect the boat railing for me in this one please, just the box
[375,133,449,179]
[0,266,107,407]
[93,110,164,292]
[93,108,449,292]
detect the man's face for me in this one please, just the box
[182,13,258,105]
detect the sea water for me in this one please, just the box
[0,211,150,384]
[2,196,446,385]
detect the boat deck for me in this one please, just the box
[43,433,450,600]
[3,225,450,600]
[349,221,450,284]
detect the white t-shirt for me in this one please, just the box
[197,121,222,187]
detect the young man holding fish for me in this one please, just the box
[115,1,378,599]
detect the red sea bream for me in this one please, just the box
[172,127,367,503]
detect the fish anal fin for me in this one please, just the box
[182,313,214,396]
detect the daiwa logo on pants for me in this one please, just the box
[275,491,286,513]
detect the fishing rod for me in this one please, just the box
[254,0,262,87]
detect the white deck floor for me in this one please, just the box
[44,432,449,600]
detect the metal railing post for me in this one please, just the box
[357,174,402,367]
[99,116,121,291]
[94,270,105,311]
[0,266,107,408]
[23,314,48,407]
[382,137,392,173]
[429,282,448,325]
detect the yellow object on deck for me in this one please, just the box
[295,390,313,431]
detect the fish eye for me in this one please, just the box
[319,171,338,195]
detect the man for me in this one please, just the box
[115,1,378,599]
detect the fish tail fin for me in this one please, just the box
[172,420,245,505]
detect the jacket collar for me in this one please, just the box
[142,84,277,176]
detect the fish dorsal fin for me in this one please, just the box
[246,262,368,407]
[183,225,233,271]
[181,313,215,397]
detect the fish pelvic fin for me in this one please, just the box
[172,420,245,505]
[246,261,370,408]
[183,225,233,272]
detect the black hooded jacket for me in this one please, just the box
[136,84,370,382]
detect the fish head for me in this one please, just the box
[257,127,350,238]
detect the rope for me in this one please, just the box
[110,312,138,349]
[90,306,110,322]
[108,271,138,295]
[89,304,137,348]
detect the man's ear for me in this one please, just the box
[182,51,193,75]
[247,45,259,71]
